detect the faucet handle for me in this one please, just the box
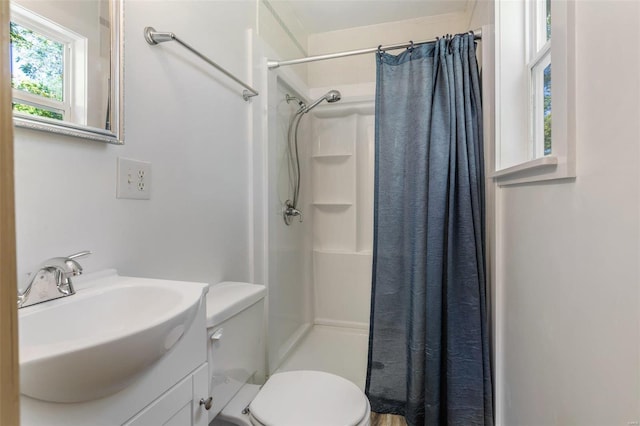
[56,251,91,295]
[40,251,91,285]
[67,251,92,260]
[62,251,91,277]
[283,202,303,225]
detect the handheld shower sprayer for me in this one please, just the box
[283,90,341,225]
[285,90,342,114]
[301,90,342,113]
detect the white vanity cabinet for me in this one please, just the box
[20,273,211,426]
[124,363,209,426]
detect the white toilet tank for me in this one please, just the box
[205,282,266,422]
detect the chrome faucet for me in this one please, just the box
[283,200,303,225]
[18,251,91,308]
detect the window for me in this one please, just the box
[529,0,551,158]
[10,21,65,120]
[9,4,87,124]
[494,0,575,185]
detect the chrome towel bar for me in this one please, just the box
[144,27,259,101]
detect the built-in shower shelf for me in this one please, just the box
[311,153,352,159]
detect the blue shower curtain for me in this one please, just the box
[365,34,493,426]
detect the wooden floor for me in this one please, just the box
[370,412,408,426]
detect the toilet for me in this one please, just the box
[205,282,371,426]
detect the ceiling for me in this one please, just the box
[284,0,472,34]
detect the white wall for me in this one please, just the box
[471,0,640,424]
[308,12,469,88]
[13,0,299,292]
[257,0,309,84]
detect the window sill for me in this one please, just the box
[493,156,557,177]
[492,156,567,186]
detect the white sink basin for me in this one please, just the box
[19,271,207,403]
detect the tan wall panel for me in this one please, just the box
[0,0,20,423]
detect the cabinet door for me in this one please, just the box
[192,363,210,426]
[124,375,193,426]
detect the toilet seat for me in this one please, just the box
[248,370,369,426]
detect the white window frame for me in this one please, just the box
[530,51,551,158]
[494,0,576,185]
[527,0,551,160]
[10,4,87,125]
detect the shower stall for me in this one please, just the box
[259,66,376,389]
[254,17,485,394]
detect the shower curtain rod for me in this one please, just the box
[144,27,259,101]
[268,28,482,69]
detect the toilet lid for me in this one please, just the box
[249,370,368,426]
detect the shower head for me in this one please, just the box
[302,90,341,113]
[324,90,341,103]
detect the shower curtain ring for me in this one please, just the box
[408,40,414,58]
[446,34,454,54]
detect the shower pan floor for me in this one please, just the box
[276,324,369,390]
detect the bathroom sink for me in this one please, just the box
[19,271,207,403]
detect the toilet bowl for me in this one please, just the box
[206,282,371,426]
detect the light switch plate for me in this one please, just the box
[117,157,151,200]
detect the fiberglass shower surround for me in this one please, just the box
[268,28,488,426]
[282,90,342,226]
